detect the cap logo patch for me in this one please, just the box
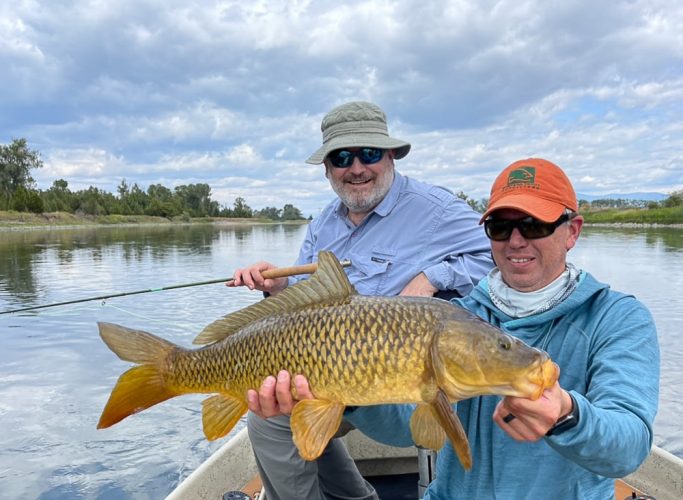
[503,166,540,192]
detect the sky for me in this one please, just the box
[2,0,682,217]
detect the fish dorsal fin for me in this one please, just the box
[193,251,357,345]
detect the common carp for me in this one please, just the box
[97,251,558,470]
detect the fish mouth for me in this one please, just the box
[525,359,560,400]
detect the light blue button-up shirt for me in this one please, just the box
[289,171,493,297]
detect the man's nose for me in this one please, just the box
[508,227,528,246]
[347,156,367,173]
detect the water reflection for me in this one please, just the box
[584,225,683,252]
[0,223,308,312]
[0,233,43,300]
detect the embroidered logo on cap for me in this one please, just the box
[503,166,540,191]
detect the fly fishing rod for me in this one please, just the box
[1,260,351,315]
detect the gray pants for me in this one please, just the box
[247,412,378,500]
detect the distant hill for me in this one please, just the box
[577,192,667,202]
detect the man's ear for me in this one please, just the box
[566,216,584,250]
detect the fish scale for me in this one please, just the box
[163,297,457,406]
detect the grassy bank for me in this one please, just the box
[581,206,683,225]
[0,210,301,229]
[1,207,682,230]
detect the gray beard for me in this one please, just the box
[331,170,394,214]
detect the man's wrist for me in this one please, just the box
[546,392,580,436]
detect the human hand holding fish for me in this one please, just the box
[493,381,572,440]
[247,370,314,418]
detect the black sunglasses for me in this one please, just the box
[484,213,575,241]
[327,148,385,168]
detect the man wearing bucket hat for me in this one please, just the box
[332,158,659,498]
[229,101,494,499]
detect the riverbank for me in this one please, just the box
[582,206,683,225]
[0,211,308,231]
[1,210,682,231]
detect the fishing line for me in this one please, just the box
[103,302,181,326]
[2,296,180,326]
[0,277,233,315]
[0,260,351,316]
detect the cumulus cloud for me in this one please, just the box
[2,0,682,216]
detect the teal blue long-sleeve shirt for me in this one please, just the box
[345,271,660,499]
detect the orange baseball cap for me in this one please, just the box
[480,158,578,223]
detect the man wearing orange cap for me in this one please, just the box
[285,158,660,498]
[342,158,660,498]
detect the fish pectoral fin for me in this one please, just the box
[290,399,345,461]
[410,403,447,450]
[432,389,472,470]
[202,394,248,441]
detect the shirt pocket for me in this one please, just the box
[347,247,396,295]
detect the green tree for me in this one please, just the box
[126,183,149,214]
[175,183,216,216]
[12,186,44,213]
[662,190,683,208]
[456,191,487,213]
[147,183,174,203]
[0,138,43,209]
[41,179,73,212]
[74,187,109,215]
[115,179,149,214]
[255,206,282,220]
[146,184,182,217]
[281,203,304,220]
[232,196,253,218]
[117,179,129,198]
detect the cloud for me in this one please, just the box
[2,0,682,216]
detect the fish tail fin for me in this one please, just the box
[97,322,180,429]
[98,321,176,364]
[97,365,176,428]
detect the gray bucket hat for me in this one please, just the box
[306,101,411,164]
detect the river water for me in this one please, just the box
[0,223,681,499]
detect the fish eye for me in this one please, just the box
[498,338,511,351]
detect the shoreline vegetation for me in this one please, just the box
[1,209,681,231]
[0,210,309,231]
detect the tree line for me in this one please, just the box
[0,138,307,221]
[2,138,681,220]
[455,190,683,214]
